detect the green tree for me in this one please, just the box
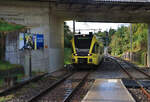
[64,22,73,64]
[64,22,73,48]
[110,26,130,55]
[95,28,116,47]
[110,23,148,65]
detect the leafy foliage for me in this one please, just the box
[110,24,148,56]
[110,26,130,55]
[64,22,73,48]
[0,61,22,71]
[0,20,24,32]
[64,22,73,64]
[95,28,116,46]
[110,24,148,65]
[64,48,72,65]
[0,20,25,60]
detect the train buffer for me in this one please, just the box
[82,79,135,102]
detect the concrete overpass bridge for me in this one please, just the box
[1,0,150,74]
[50,0,150,23]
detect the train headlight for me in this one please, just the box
[88,54,92,56]
[73,54,78,56]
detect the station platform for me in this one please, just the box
[82,79,135,102]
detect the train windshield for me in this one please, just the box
[74,36,92,49]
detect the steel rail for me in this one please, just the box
[28,72,74,102]
[111,57,150,100]
[112,56,150,78]
[124,60,150,78]
[62,72,89,102]
[0,73,47,96]
[115,57,150,78]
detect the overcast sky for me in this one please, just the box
[66,21,129,34]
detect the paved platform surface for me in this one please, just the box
[82,79,135,102]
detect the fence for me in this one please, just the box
[122,51,148,66]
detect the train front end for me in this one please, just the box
[71,34,101,67]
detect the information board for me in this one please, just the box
[19,33,44,50]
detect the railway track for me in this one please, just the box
[1,70,90,102]
[0,73,47,96]
[119,58,150,78]
[109,56,150,79]
[110,56,150,101]
[31,72,89,102]
[0,71,70,102]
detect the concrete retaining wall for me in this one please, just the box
[3,2,64,74]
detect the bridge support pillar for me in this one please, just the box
[147,24,150,67]
[0,1,65,74]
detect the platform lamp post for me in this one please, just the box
[24,32,33,78]
[29,47,32,78]
[25,44,32,78]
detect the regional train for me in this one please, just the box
[71,32,104,67]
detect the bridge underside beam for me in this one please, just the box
[1,1,150,23]
[50,2,150,23]
[26,0,150,3]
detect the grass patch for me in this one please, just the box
[0,95,14,102]
[16,73,25,81]
[0,74,25,91]
[0,20,24,32]
[64,48,72,65]
[132,61,146,68]
[0,61,22,71]
[0,73,25,88]
[0,61,24,89]
[0,79,4,88]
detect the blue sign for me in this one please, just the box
[19,33,44,50]
[36,34,44,49]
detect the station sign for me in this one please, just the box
[36,34,44,49]
[19,33,44,50]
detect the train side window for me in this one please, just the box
[95,43,99,53]
[92,43,99,53]
[100,47,102,54]
[98,46,100,54]
[92,44,96,53]
[100,46,103,54]
[71,46,74,53]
